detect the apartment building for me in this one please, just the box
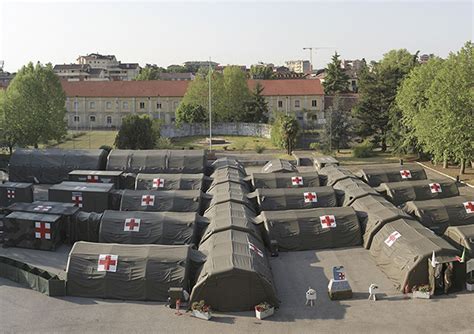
[61,79,325,129]
[285,60,311,74]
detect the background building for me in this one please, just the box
[61,79,325,129]
[285,60,311,74]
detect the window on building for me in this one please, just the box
[173,101,179,109]
[140,102,145,109]
[123,101,128,109]
[295,100,300,108]
[312,100,317,107]
[73,102,79,110]
[89,115,96,122]
[157,102,162,109]
[106,101,112,109]
[106,116,112,124]
[278,101,283,108]
[73,116,80,122]
[89,101,95,109]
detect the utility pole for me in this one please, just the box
[208,57,212,152]
[302,47,335,72]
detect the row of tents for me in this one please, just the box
[318,163,473,293]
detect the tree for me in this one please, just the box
[2,62,67,148]
[176,103,208,124]
[135,65,166,80]
[249,65,273,79]
[222,66,251,121]
[271,113,300,154]
[240,82,269,123]
[323,96,352,152]
[167,64,188,73]
[397,42,473,174]
[179,66,250,122]
[322,52,349,95]
[114,114,159,149]
[352,49,418,151]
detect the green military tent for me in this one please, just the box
[135,173,205,191]
[332,177,381,206]
[256,207,361,251]
[190,229,278,311]
[350,194,411,249]
[211,157,247,176]
[401,196,474,235]
[0,182,34,208]
[443,225,474,258]
[250,172,320,189]
[376,179,459,206]
[313,156,339,171]
[106,149,207,174]
[202,202,261,244]
[369,218,460,292]
[120,189,204,213]
[98,210,202,245]
[250,187,337,212]
[261,159,297,173]
[49,181,114,213]
[68,170,123,189]
[318,165,358,186]
[66,242,205,301]
[4,211,62,250]
[207,182,255,213]
[356,164,427,187]
[9,148,108,184]
[69,211,103,243]
[209,167,251,192]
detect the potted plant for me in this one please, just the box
[191,300,211,320]
[412,285,431,299]
[255,302,274,320]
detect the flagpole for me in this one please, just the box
[209,57,212,152]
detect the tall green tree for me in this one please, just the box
[167,64,188,73]
[323,96,352,152]
[179,66,250,122]
[176,103,208,124]
[249,65,273,79]
[323,52,349,95]
[240,82,269,123]
[135,65,166,80]
[271,113,300,154]
[398,42,473,173]
[352,49,418,151]
[114,114,159,149]
[3,62,67,148]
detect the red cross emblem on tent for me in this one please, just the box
[141,194,155,206]
[6,188,15,199]
[248,242,264,258]
[304,192,318,203]
[72,192,83,208]
[291,176,304,186]
[429,183,442,193]
[152,178,165,189]
[400,170,412,179]
[124,218,141,232]
[86,175,99,183]
[35,222,51,240]
[384,231,401,247]
[320,215,337,229]
[97,254,118,272]
[463,201,474,214]
[33,205,52,212]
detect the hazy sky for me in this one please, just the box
[0,1,472,72]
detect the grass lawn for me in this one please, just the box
[170,135,277,151]
[419,161,474,185]
[313,149,418,165]
[50,131,118,149]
